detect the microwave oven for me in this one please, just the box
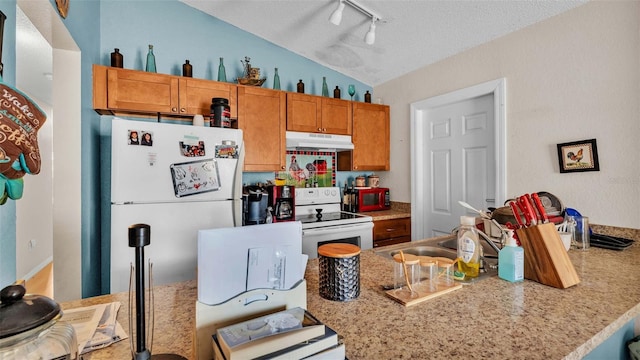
[354,187,390,212]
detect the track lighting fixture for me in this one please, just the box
[328,0,382,45]
[364,17,377,45]
[329,0,345,25]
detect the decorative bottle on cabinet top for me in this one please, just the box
[217,57,227,82]
[297,80,304,93]
[322,77,329,97]
[334,86,341,99]
[182,60,192,77]
[364,90,371,103]
[111,48,123,68]
[273,68,281,90]
[145,45,156,73]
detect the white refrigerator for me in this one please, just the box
[110,118,244,293]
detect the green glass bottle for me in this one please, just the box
[273,68,281,90]
[145,45,156,73]
[217,57,227,82]
[322,77,329,97]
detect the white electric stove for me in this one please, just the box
[295,187,373,258]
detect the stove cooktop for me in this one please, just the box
[295,211,372,229]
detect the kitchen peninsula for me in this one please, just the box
[61,225,639,359]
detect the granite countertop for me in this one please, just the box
[62,226,639,359]
[364,201,411,221]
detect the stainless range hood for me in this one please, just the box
[285,131,354,151]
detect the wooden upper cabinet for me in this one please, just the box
[350,102,390,171]
[93,64,237,119]
[286,93,321,133]
[237,86,286,172]
[286,93,351,135]
[103,66,179,114]
[321,98,352,135]
[179,78,237,119]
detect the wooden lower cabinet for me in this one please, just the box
[237,86,286,172]
[373,217,411,248]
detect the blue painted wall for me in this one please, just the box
[0,0,17,288]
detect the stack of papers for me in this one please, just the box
[61,302,128,354]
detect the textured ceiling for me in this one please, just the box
[182,0,588,86]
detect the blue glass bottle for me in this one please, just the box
[217,57,227,82]
[145,45,156,73]
[273,68,281,90]
[322,77,329,97]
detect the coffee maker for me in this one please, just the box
[267,185,295,222]
[242,185,270,225]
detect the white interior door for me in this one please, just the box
[425,94,495,236]
[410,78,506,241]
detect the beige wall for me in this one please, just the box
[375,1,639,229]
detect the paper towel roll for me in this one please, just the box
[193,114,205,126]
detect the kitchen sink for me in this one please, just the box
[375,235,499,284]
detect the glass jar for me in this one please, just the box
[0,285,78,360]
[393,253,420,298]
[417,256,437,293]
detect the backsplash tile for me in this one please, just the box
[275,150,336,187]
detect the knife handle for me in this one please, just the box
[525,193,540,222]
[509,201,524,228]
[531,193,549,223]
[518,196,536,226]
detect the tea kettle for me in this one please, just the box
[0,285,78,360]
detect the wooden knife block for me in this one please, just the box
[515,223,580,289]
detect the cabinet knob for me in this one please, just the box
[281,166,285,170]
[180,108,186,113]
[171,107,177,112]
[322,128,326,132]
[317,128,322,132]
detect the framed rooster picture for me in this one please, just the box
[557,139,599,173]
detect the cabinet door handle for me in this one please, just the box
[386,228,396,232]
[180,108,186,113]
[317,128,322,132]
[171,107,178,112]
[322,128,326,132]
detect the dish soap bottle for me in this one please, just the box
[498,230,524,282]
[457,216,480,278]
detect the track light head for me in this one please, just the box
[365,18,377,45]
[329,0,345,26]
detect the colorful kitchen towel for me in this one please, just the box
[0,76,47,203]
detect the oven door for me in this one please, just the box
[302,222,374,259]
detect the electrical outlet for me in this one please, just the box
[28,239,37,250]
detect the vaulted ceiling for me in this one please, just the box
[182,0,588,86]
